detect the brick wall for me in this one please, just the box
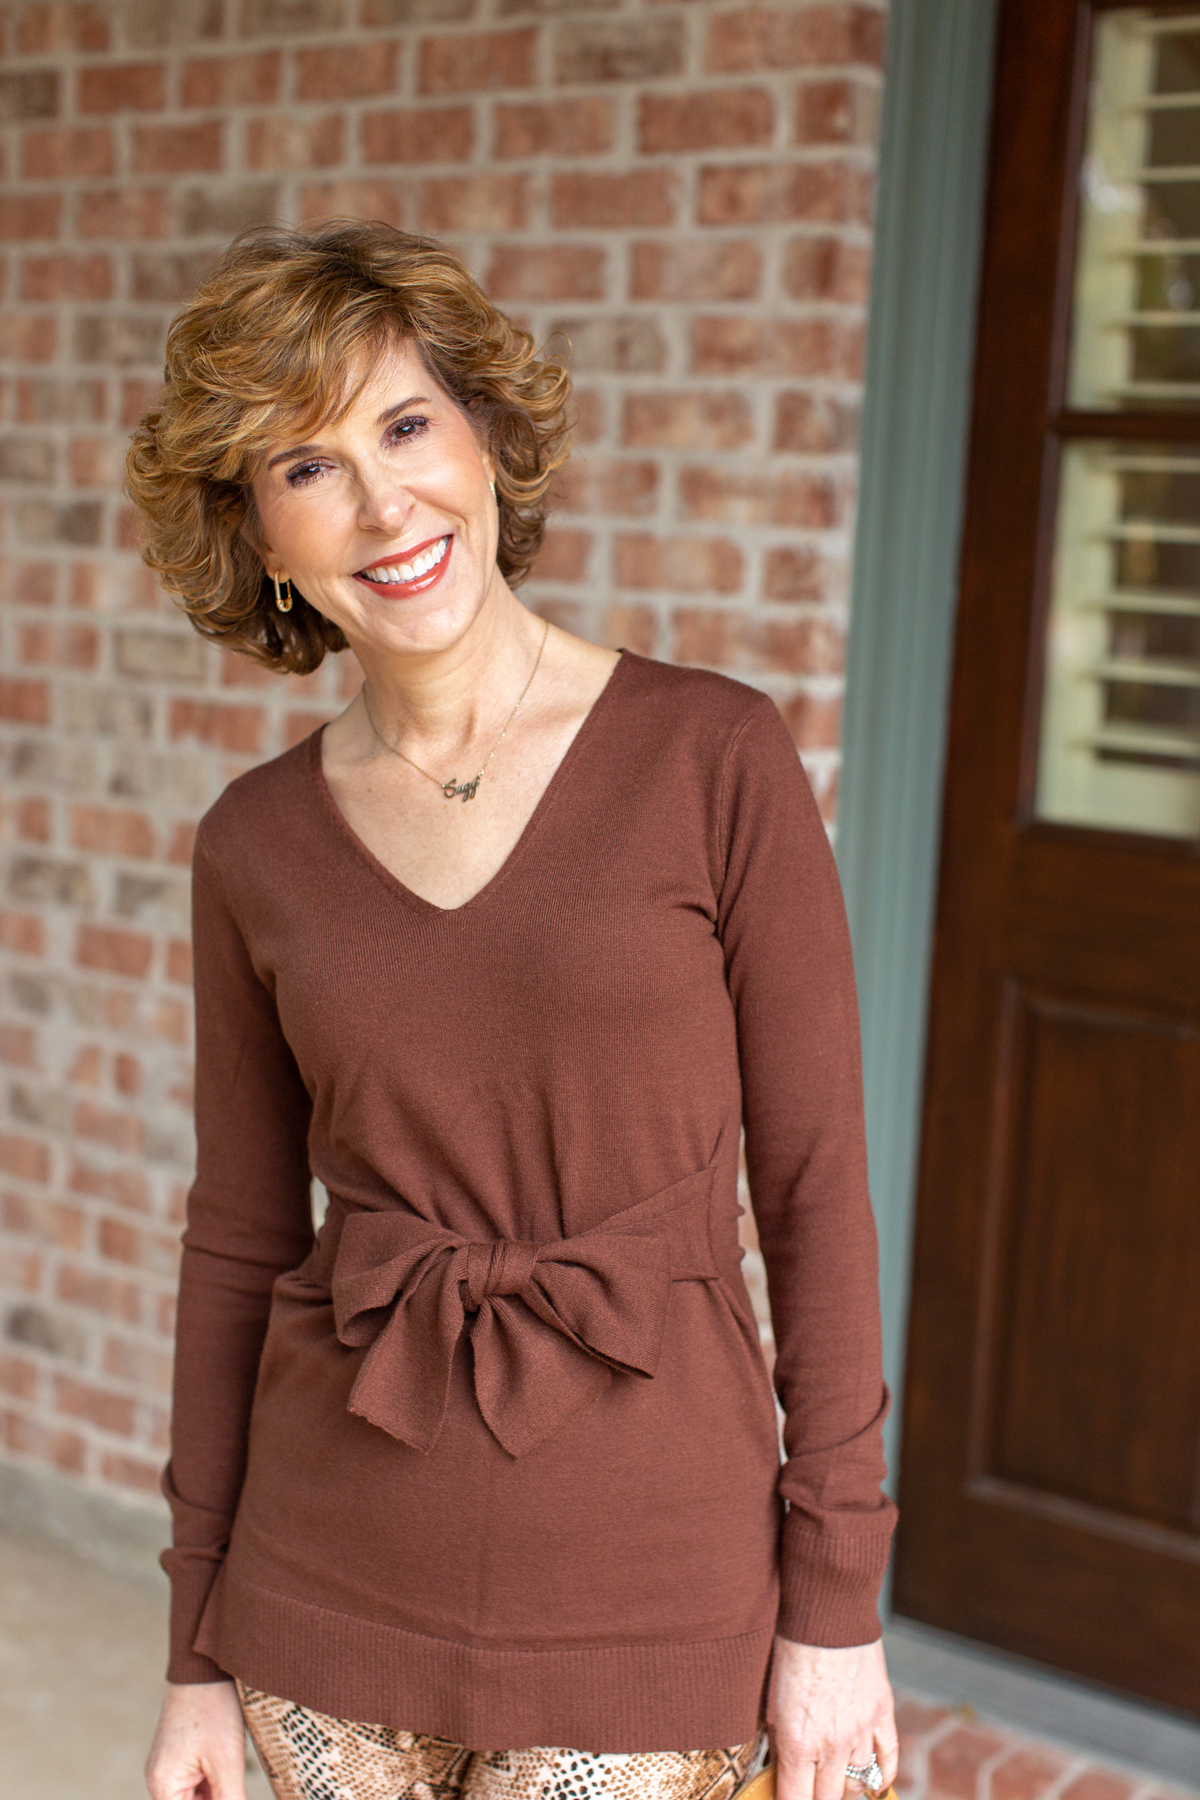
[0,0,884,1509]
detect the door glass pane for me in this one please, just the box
[1070,9,1200,410]
[1036,441,1200,836]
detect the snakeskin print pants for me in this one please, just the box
[238,1683,769,1800]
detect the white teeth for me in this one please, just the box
[361,536,449,584]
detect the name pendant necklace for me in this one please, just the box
[361,617,550,802]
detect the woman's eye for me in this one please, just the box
[389,415,429,444]
[285,460,328,488]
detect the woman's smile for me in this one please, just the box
[354,532,453,595]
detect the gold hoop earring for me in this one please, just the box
[273,573,293,613]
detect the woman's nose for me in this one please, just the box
[356,473,410,534]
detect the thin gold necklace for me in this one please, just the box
[361,618,550,803]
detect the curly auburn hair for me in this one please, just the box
[124,221,573,674]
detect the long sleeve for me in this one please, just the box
[163,832,316,1684]
[718,695,897,1647]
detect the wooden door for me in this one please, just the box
[893,0,1200,1714]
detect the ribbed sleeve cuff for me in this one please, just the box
[775,1508,895,1647]
[163,1553,231,1685]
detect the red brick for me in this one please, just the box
[75,924,153,980]
[120,379,165,429]
[19,622,99,669]
[555,17,684,84]
[53,1372,135,1437]
[630,238,761,302]
[779,691,843,752]
[927,1726,1011,1800]
[775,391,860,452]
[0,910,46,956]
[680,464,843,528]
[1060,1777,1135,1800]
[895,1700,953,1738]
[296,40,398,101]
[494,98,613,160]
[299,179,406,228]
[21,126,113,179]
[114,1054,143,1098]
[691,315,864,378]
[181,51,281,108]
[283,709,337,750]
[532,528,592,583]
[600,604,658,657]
[16,796,52,842]
[0,1354,40,1401]
[74,1100,141,1155]
[623,389,754,451]
[0,195,61,241]
[362,105,472,165]
[99,1451,163,1494]
[169,697,266,754]
[992,1747,1072,1800]
[67,435,123,487]
[18,376,106,423]
[671,608,844,672]
[167,938,193,985]
[420,173,530,233]
[556,457,658,517]
[76,187,168,240]
[103,1335,170,1391]
[795,75,880,145]
[167,822,198,866]
[639,86,774,154]
[419,28,537,95]
[4,1411,86,1476]
[0,677,50,724]
[0,558,57,604]
[0,1246,44,1294]
[552,169,677,229]
[765,545,829,602]
[784,234,872,302]
[19,252,112,301]
[3,1192,84,1250]
[615,535,743,596]
[56,1261,142,1324]
[243,112,342,170]
[132,120,224,175]
[18,3,108,52]
[698,159,872,227]
[0,1023,39,1069]
[707,5,885,74]
[487,243,606,302]
[78,62,166,114]
[0,312,56,359]
[67,1158,149,1212]
[0,1133,51,1182]
[69,804,156,859]
[571,388,605,444]
[67,1046,102,1087]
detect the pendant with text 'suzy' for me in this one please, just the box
[441,776,481,802]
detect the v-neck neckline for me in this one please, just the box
[308,648,631,919]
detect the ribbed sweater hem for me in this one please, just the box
[775,1514,894,1647]
[195,1572,774,1752]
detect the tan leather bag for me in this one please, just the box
[738,1767,897,1800]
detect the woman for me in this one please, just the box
[128,222,899,1800]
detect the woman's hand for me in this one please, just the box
[766,1636,898,1800]
[145,1680,250,1800]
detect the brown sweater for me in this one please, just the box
[164,651,896,1751]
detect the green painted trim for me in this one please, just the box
[835,0,1000,1503]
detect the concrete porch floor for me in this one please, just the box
[0,1527,1196,1800]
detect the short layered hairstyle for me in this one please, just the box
[125,221,573,674]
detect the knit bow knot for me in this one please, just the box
[326,1159,718,1459]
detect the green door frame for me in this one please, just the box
[835,0,1001,1501]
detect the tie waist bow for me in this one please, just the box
[313,1160,719,1459]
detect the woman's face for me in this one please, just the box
[248,337,500,660]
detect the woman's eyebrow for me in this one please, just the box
[376,394,431,427]
[265,395,433,470]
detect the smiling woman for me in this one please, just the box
[126,222,899,1800]
[126,221,569,675]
